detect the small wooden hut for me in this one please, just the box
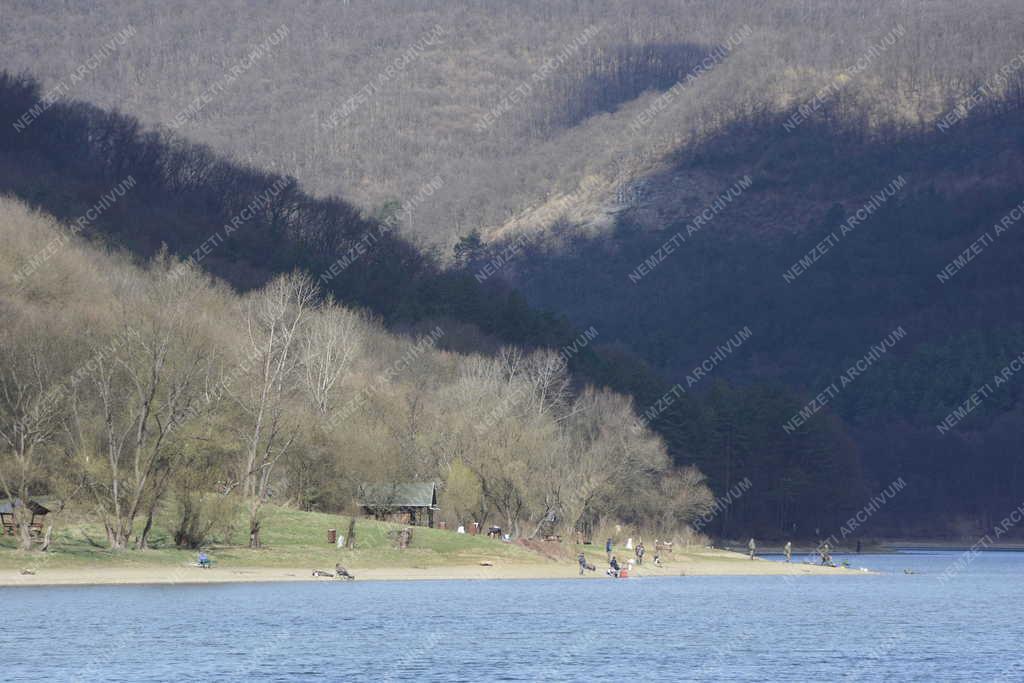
[0,498,50,536]
[358,483,438,528]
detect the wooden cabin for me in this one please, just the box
[0,498,50,536]
[358,483,438,528]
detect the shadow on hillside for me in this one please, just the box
[550,41,722,130]
[0,71,587,354]
[476,99,1024,382]
[460,100,1024,533]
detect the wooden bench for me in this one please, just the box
[2,522,44,539]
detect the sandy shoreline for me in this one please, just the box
[0,552,869,588]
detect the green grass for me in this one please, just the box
[0,504,546,571]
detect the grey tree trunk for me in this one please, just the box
[345,517,356,549]
[135,510,155,549]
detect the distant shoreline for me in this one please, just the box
[881,540,1024,551]
[719,539,1024,554]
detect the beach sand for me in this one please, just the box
[0,548,868,587]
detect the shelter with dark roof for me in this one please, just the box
[0,498,51,536]
[358,483,438,528]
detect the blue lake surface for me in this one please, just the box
[3,550,1021,681]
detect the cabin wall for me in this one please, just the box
[360,506,435,528]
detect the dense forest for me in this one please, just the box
[0,72,579,352]
[3,0,1024,540]
[2,0,1020,249]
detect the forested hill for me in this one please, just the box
[465,102,1024,537]
[0,73,579,353]
[0,72,873,538]
[5,0,1024,538]
[3,1,1018,251]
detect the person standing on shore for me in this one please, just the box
[606,537,613,561]
[856,539,862,554]
[748,538,756,560]
[784,541,792,562]
[578,552,588,575]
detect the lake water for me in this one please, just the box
[3,550,1021,681]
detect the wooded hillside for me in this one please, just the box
[0,198,711,551]
[2,0,1019,248]
[4,1,1023,538]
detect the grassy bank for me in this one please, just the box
[0,505,868,585]
[0,504,547,572]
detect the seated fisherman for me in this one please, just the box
[198,552,211,568]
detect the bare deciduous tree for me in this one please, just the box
[231,272,318,547]
[68,257,213,549]
[0,316,66,550]
[302,302,365,416]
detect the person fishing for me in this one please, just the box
[748,537,756,560]
[635,541,645,565]
[784,541,792,563]
[609,555,621,578]
[578,552,588,575]
[605,537,613,561]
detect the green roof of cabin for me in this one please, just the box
[358,483,437,508]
